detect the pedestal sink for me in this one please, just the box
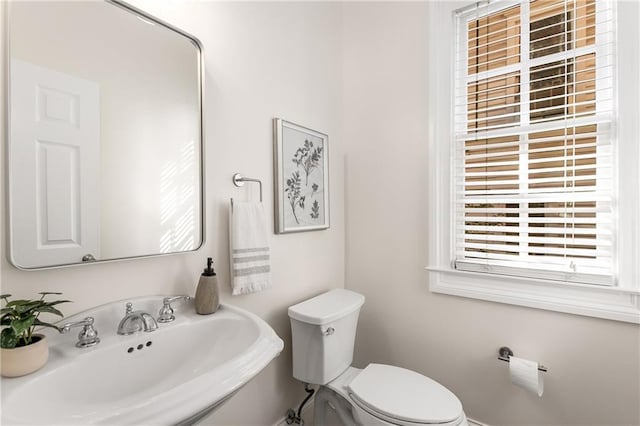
[1,296,284,425]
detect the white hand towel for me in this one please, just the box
[229,201,272,295]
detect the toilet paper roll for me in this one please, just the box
[509,356,544,397]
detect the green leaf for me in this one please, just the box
[6,299,31,307]
[47,300,72,307]
[14,301,42,314]
[1,327,19,349]
[38,292,63,296]
[0,294,12,300]
[36,305,64,317]
[33,319,62,332]
[11,316,35,335]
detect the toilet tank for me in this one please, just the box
[288,289,365,385]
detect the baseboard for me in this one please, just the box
[273,399,315,426]
[273,401,487,426]
[468,418,490,426]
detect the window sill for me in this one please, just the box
[425,266,640,324]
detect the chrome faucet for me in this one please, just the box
[117,302,158,335]
[157,295,191,323]
[61,316,100,348]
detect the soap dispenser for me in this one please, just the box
[194,257,219,314]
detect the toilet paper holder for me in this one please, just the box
[498,346,548,372]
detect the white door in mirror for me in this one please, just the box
[10,60,100,267]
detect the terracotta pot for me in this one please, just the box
[1,334,49,378]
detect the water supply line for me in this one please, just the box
[285,383,315,425]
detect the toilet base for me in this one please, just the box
[314,386,357,426]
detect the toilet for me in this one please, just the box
[288,289,468,426]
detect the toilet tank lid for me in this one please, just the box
[288,289,365,325]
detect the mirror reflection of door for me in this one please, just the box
[10,60,100,267]
[7,1,203,269]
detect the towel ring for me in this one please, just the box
[232,173,263,203]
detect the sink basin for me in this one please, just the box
[1,296,284,425]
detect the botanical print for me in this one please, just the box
[282,126,325,227]
[292,140,324,187]
[285,170,305,224]
[276,120,328,233]
[310,200,320,219]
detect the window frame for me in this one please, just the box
[426,0,640,323]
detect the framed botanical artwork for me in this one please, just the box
[273,118,329,234]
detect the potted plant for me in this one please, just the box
[0,292,70,377]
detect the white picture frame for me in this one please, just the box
[273,118,329,234]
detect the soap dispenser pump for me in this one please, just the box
[194,257,219,315]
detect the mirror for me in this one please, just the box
[7,1,204,269]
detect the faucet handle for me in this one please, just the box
[158,295,191,323]
[163,295,191,305]
[61,316,100,348]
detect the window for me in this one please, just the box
[426,0,640,323]
[454,0,614,285]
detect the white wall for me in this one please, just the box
[1,1,344,424]
[342,3,640,425]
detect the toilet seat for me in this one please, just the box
[347,364,463,425]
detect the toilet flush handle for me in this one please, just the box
[323,327,335,336]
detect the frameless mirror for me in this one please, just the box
[7,1,204,269]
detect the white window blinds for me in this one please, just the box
[453,0,615,285]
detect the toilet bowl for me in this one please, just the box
[288,289,468,426]
[320,365,468,426]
